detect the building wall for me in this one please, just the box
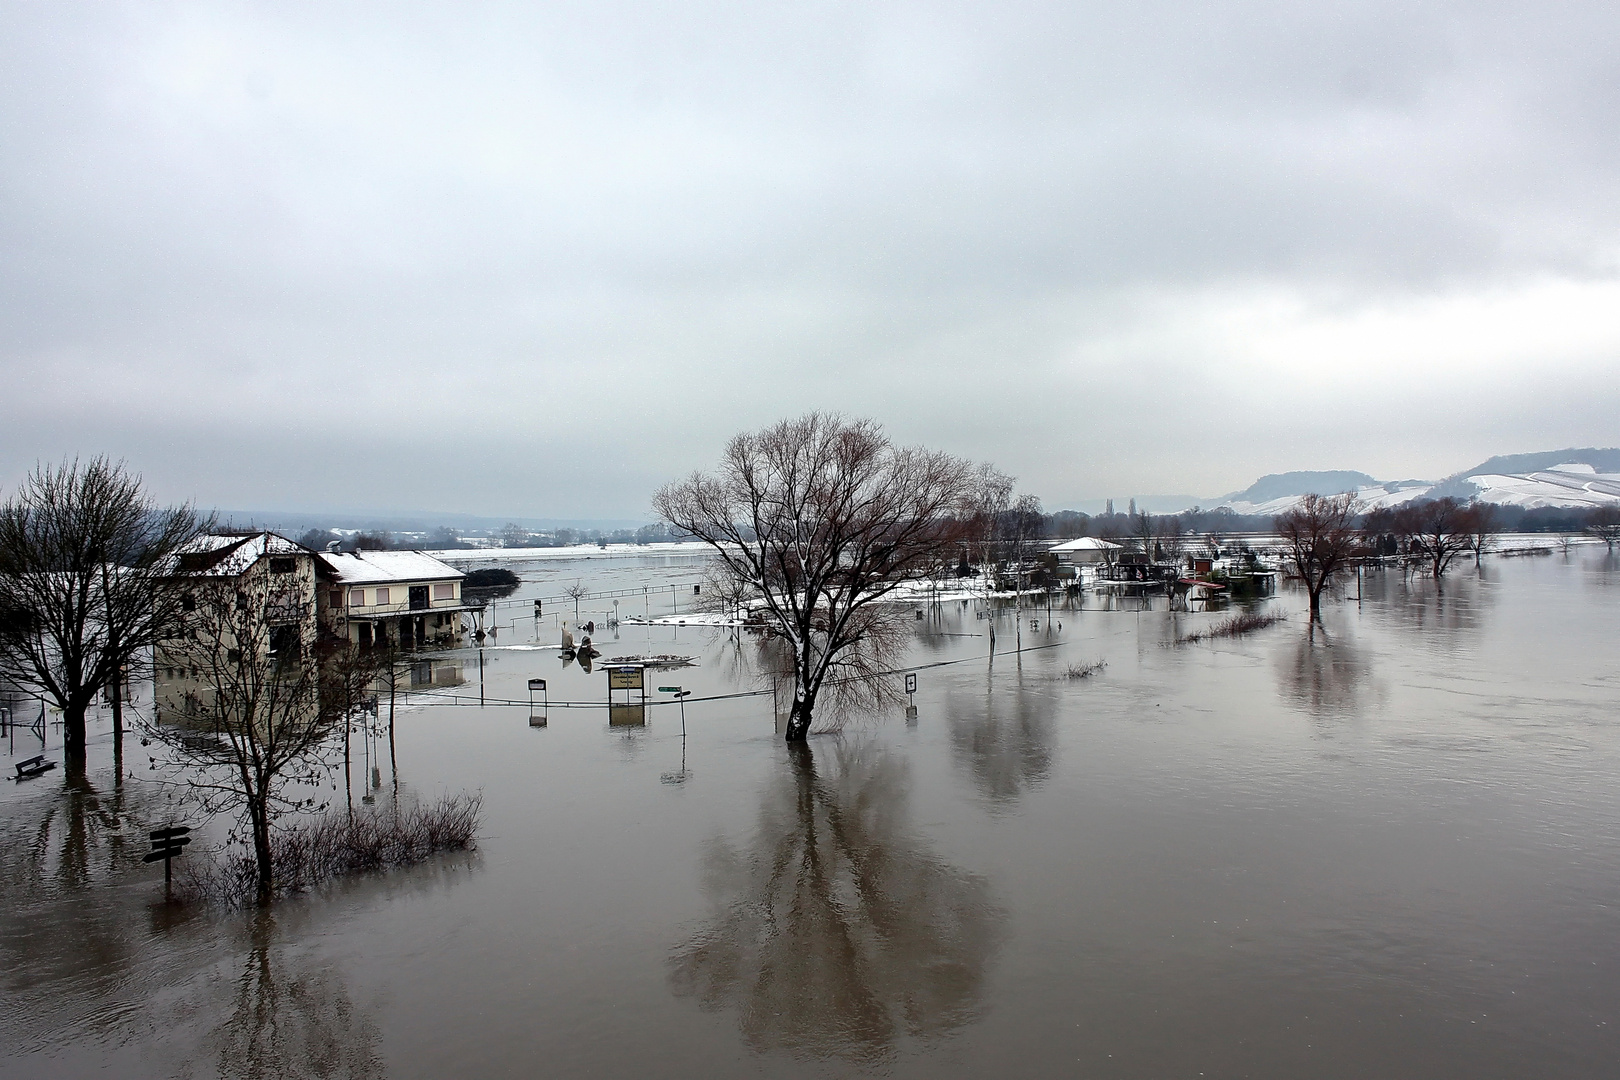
[315,576,466,650]
[153,550,320,721]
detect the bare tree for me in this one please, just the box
[1274,492,1362,618]
[1588,505,1620,550]
[1133,510,1154,560]
[146,572,341,905]
[1398,497,1476,579]
[0,458,204,769]
[655,414,976,741]
[563,580,590,622]
[1460,501,1501,564]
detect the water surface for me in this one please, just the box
[3,549,1618,1077]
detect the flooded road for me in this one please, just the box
[3,548,1619,1077]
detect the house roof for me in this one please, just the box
[315,550,464,586]
[1049,537,1123,552]
[165,532,307,578]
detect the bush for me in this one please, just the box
[181,793,482,906]
[1177,610,1286,645]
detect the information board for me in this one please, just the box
[607,666,644,691]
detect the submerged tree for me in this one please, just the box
[0,458,204,768]
[1460,501,1501,565]
[146,571,340,905]
[1398,497,1476,579]
[656,414,978,740]
[1274,492,1361,618]
[1588,505,1620,550]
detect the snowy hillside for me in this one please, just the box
[1462,463,1620,509]
[1201,449,1620,516]
[1217,481,1433,516]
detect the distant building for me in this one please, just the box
[1049,537,1123,566]
[315,550,474,649]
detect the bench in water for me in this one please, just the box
[14,755,56,781]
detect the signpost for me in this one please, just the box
[658,685,692,736]
[528,678,548,726]
[607,665,647,726]
[145,825,191,900]
[904,672,918,722]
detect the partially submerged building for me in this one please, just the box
[314,549,473,649]
[154,532,320,720]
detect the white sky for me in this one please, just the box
[3,2,1617,517]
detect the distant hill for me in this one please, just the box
[1220,471,1377,505]
[1456,447,1620,478]
[1203,448,1620,516]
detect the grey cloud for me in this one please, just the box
[2,1,1616,516]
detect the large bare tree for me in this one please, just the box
[1274,492,1362,618]
[1397,497,1476,579]
[146,570,339,905]
[0,458,203,769]
[655,414,977,741]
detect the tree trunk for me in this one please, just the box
[785,683,816,742]
[61,700,88,767]
[250,801,274,906]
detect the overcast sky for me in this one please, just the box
[3,1,1617,519]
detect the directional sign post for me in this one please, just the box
[659,685,692,737]
[904,672,918,723]
[145,825,192,900]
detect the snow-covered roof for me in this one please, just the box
[315,550,464,586]
[1049,537,1123,552]
[165,532,307,578]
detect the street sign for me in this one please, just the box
[608,666,644,690]
[146,825,191,899]
[658,686,680,693]
[528,678,547,691]
[905,673,917,694]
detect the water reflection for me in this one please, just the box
[1362,566,1490,637]
[669,740,1002,1062]
[195,913,382,1080]
[948,677,1058,806]
[1276,624,1375,718]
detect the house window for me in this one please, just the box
[236,591,248,612]
[182,593,195,611]
[375,587,390,606]
[270,557,295,574]
[433,582,454,600]
[330,590,344,609]
[349,588,366,607]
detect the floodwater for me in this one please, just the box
[3,546,1619,1078]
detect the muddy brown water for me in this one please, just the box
[2,548,1618,1078]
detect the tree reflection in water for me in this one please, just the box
[1277,623,1374,718]
[195,913,382,1080]
[670,740,1001,1063]
[948,678,1057,806]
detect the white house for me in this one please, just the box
[315,550,475,649]
[1049,537,1123,566]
